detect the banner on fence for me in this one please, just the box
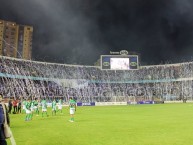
[77,102,95,106]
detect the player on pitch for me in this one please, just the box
[69,97,76,122]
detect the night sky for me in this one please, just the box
[0,0,193,66]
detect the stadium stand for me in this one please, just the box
[0,56,192,103]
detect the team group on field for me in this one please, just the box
[7,97,77,122]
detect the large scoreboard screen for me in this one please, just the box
[101,55,138,70]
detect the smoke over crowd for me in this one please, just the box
[0,0,193,65]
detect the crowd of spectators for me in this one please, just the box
[0,56,193,102]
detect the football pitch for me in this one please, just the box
[7,103,193,145]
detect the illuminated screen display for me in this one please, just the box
[101,55,138,70]
[110,58,130,69]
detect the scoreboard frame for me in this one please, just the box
[100,55,139,70]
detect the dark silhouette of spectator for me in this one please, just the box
[12,99,17,114]
[17,100,21,113]
[0,94,10,145]
[8,99,12,114]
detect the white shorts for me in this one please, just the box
[31,107,35,112]
[23,106,26,110]
[42,108,47,112]
[33,106,38,109]
[26,109,31,114]
[58,105,62,110]
[52,106,57,111]
[70,108,75,115]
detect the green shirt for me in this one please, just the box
[34,100,38,106]
[25,101,31,109]
[69,99,76,109]
[52,100,57,108]
[22,101,26,106]
[31,100,35,108]
[58,99,63,105]
[41,100,47,109]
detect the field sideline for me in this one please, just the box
[6,104,193,145]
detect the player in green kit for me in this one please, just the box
[57,98,63,113]
[69,97,76,122]
[52,98,57,116]
[25,98,32,121]
[30,99,35,119]
[34,98,39,116]
[41,98,48,117]
[22,99,26,114]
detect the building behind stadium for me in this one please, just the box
[0,19,33,60]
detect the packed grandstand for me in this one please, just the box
[0,56,193,103]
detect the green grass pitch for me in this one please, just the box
[6,104,193,145]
